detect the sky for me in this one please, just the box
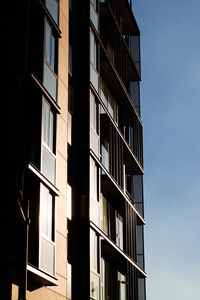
[133,1,200,300]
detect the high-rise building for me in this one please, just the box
[2,1,146,299]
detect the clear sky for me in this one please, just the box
[133,1,200,299]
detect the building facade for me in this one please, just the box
[2,0,146,299]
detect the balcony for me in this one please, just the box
[100,1,140,90]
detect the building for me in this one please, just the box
[2,0,146,299]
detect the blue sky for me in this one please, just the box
[133,1,200,299]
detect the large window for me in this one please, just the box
[39,184,55,275]
[43,19,57,100]
[100,194,123,250]
[101,258,126,300]
[41,98,56,184]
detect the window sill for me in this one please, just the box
[27,264,58,287]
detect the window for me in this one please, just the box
[90,0,97,11]
[134,175,144,216]
[125,173,134,200]
[101,138,109,170]
[43,19,57,100]
[90,229,100,300]
[90,0,98,31]
[90,90,99,156]
[90,91,98,133]
[90,29,99,91]
[90,30,97,69]
[136,225,144,270]
[100,194,123,249]
[101,258,126,300]
[41,98,56,184]
[123,125,134,150]
[138,278,146,300]
[100,194,109,235]
[107,42,114,64]
[118,272,126,300]
[115,213,123,250]
[90,158,99,225]
[39,184,55,275]
[101,258,110,300]
[90,229,98,272]
[90,272,100,300]
[90,158,98,201]
[100,80,118,124]
[44,20,56,71]
[45,0,59,24]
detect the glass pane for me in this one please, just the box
[90,0,97,10]
[40,185,49,236]
[43,100,49,145]
[116,214,123,250]
[43,62,57,100]
[107,96,114,118]
[40,185,53,239]
[90,272,100,300]
[90,91,97,132]
[40,237,55,275]
[90,158,97,199]
[45,0,59,24]
[138,278,146,300]
[100,80,108,107]
[101,195,108,235]
[44,21,51,63]
[90,159,99,225]
[90,30,97,68]
[118,272,126,300]
[50,34,56,71]
[49,109,54,150]
[101,142,109,170]
[40,185,55,275]
[136,225,144,254]
[42,145,56,184]
[101,258,109,300]
[90,230,98,272]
